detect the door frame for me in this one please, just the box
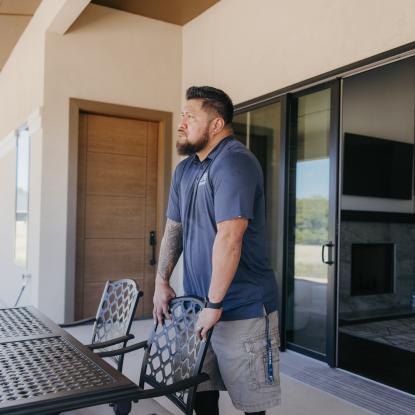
[66,98,173,322]
[282,80,341,366]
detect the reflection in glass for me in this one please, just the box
[287,89,331,355]
[338,58,415,394]
[233,103,281,274]
[15,126,30,268]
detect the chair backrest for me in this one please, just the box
[139,296,211,415]
[92,279,141,366]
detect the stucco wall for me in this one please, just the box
[40,4,182,321]
[0,0,68,309]
[182,0,415,104]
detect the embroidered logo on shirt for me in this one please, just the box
[198,172,208,186]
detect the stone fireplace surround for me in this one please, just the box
[339,211,415,318]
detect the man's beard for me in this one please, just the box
[176,129,209,156]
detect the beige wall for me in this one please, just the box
[0,15,32,71]
[0,0,71,138]
[0,0,68,309]
[40,4,182,322]
[183,0,415,105]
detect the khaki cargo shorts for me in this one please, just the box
[198,311,281,412]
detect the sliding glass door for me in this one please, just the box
[233,101,282,269]
[338,57,415,393]
[285,81,340,365]
[233,83,340,365]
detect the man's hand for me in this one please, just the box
[153,277,176,325]
[196,308,222,340]
[152,218,182,325]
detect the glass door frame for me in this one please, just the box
[279,79,341,367]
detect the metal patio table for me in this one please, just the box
[0,306,139,415]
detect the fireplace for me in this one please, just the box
[351,243,395,296]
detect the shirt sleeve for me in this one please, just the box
[166,164,182,223]
[212,153,259,223]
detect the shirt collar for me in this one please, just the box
[193,135,233,164]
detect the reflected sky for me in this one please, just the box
[296,158,329,199]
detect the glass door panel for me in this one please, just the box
[234,102,281,277]
[286,85,338,359]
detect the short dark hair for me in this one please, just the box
[186,86,234,125]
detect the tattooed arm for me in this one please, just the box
[153,218,183,324]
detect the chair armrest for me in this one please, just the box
[137,373,210,400]
[60,317,96,328]
[87,334,134,350]
[97,340,148,358]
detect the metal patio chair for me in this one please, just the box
[61,278,142,372]
[97,296,211,415]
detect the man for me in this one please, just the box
[153,86,281,415]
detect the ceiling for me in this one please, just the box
[91,0,219,25]
[0,0,41,71]
[0,0,219,72]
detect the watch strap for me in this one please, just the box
[205,299,223,309]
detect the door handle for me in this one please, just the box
[149,231,156,265]
[321,242,334,265]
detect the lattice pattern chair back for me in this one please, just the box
[92,279,140,370]
[139,296,210,415]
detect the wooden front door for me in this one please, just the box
[75,113,158,319]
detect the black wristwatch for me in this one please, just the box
[206,298,224,309]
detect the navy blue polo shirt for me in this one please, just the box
[166,136,278,321]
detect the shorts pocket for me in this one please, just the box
[244,332,280,392]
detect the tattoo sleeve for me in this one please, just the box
[156,218,183,282]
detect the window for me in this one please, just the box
[233,102,282,273]
[15,125,30,268]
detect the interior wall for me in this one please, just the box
[340,59,415,314]
[182,0,415,104]
[342,58,415,213]
[40,4,182,322]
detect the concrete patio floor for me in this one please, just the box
[62,319,379,415]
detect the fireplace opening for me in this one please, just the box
[351,243,395,296]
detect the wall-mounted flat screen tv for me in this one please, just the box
[343,133,414,200]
